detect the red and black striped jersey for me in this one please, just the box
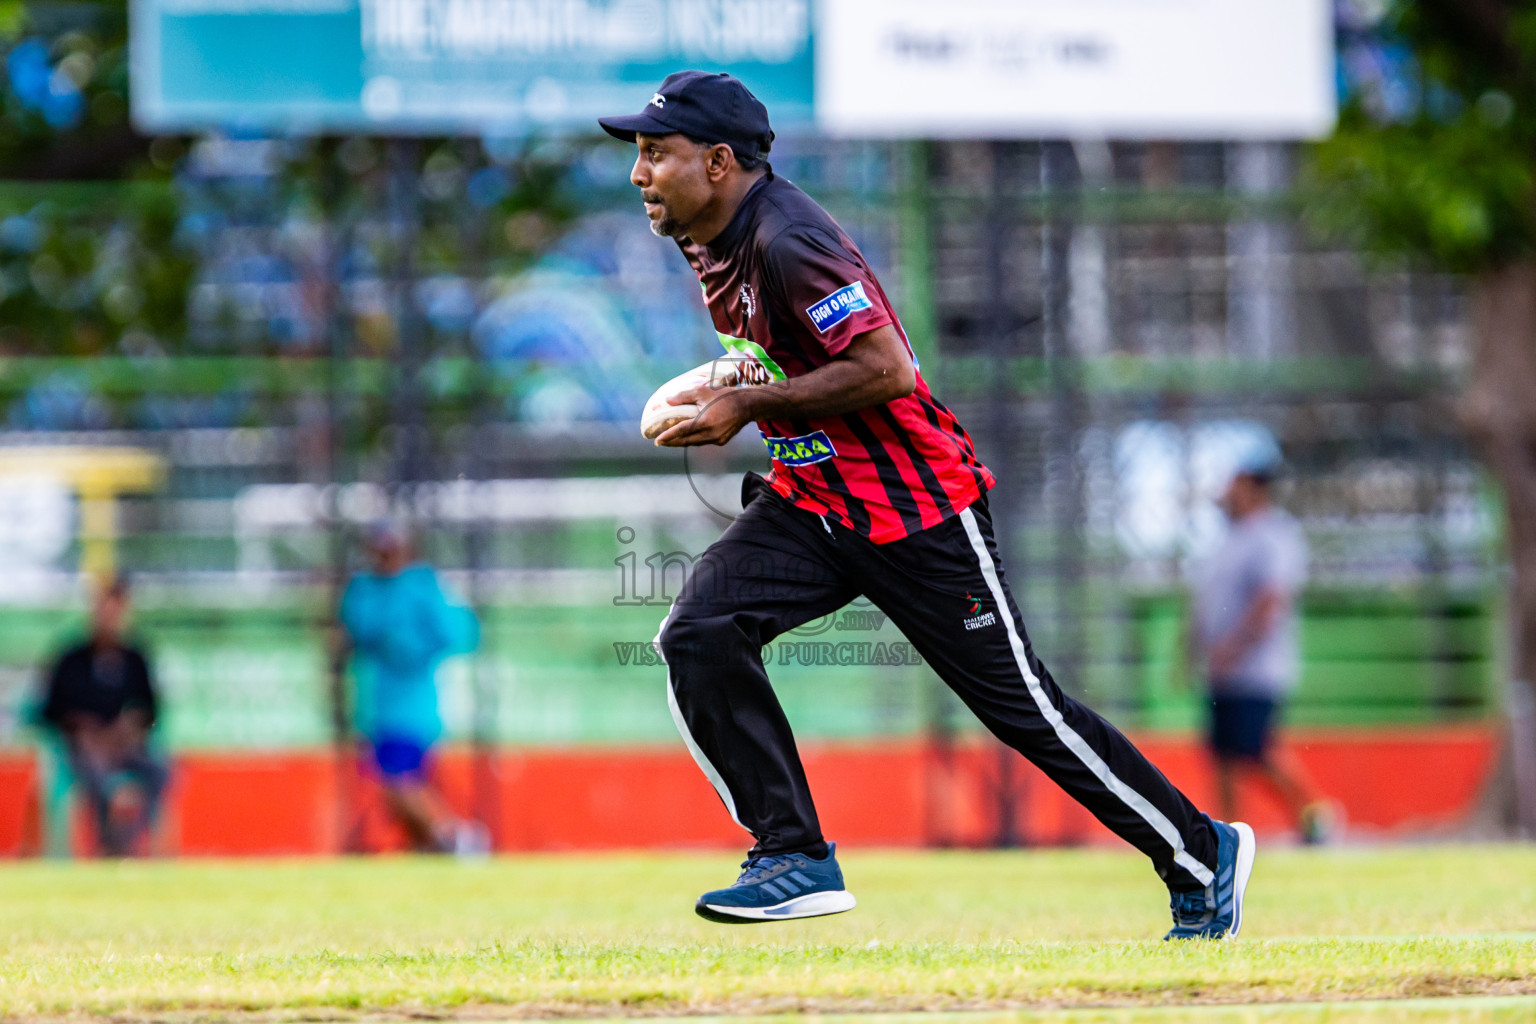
[678,174,994,544]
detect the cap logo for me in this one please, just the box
[650,93,666,109]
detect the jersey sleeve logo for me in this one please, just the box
[762,430,838,466]
[805,281,872,333]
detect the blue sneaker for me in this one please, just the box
[1165,819,1256,940]
[695,843,857,923]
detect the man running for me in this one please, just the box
[599,71,1254,938]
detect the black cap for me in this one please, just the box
[598,71,774,162]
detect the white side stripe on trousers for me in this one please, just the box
[655,609,746,831]
[958,508,1215,889]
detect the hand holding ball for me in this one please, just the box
[640,354,762,440]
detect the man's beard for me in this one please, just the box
[649,211,687,238]
[643,193,686,238]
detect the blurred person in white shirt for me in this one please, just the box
[1190,452,1336,844]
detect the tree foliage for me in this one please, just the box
[1311,1,1536,273]
[0,0,152,179]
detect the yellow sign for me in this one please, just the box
[0,447,166,578]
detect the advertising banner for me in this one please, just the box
[133,0,1333,138]
[815,0,1335,139]
[132,0,813,133]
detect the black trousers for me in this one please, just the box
[658,474,1220,892]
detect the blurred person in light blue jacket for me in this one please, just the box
[337,521,485,855]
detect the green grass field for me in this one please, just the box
[0,845,1533,1022]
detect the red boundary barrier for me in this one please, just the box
[0,727,1497,856]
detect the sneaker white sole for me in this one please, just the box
[1227,821,1257,939]
[697,889,857,923]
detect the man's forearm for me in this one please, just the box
[655,324,916,448]
[736,359,910,421]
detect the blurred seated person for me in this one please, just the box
[37,575,168,857]
[337,521,485,856]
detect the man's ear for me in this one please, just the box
[705,143,736,182]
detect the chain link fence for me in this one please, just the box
[0,137,1505,844]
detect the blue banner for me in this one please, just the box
[131,0,813,134]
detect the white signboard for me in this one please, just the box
[0,478,73,600]
[816,0,1336,139]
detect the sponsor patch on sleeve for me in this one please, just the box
[762,430,838,467]
[805,282,873,333]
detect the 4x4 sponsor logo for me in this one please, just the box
[762,430,836,467]
[716,333,786,382]
[963,592,996,631]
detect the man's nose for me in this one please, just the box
[630,151,649,188]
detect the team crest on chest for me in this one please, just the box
[739,283,757,321]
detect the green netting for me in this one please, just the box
[0,591,1499,752]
